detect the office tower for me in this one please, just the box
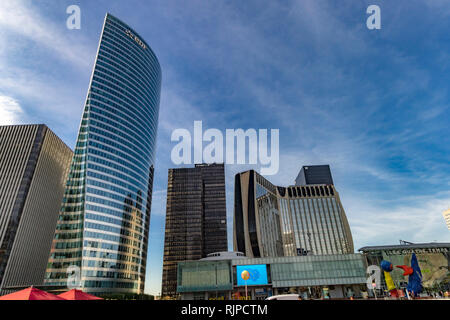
[444,209,450,231]
[234,169,353,258]
[162,163,227,297]
[0,124,72,294]
[295,165,334,186]
[44,13,161,294]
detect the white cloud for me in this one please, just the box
[347,191,450,249]
[149,189,167,217]
[0,66,84,119]
[0,1,95,139]
[0,95,24,125]
[0,1,91,68]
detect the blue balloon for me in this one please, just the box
[407,253,423,296]
[380,260,393,272]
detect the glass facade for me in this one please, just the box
[286,196,351,255]
[266,255,366,287]
[45,13,161,294]
[444,209,450,230]
[177,254,368,300]
[255,183,283,257]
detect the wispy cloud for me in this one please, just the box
[0,1,92,68]
[0,0,97,144]
[0,95,23,125]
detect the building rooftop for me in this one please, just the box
[199,251,246,261]
[358,242,450,252]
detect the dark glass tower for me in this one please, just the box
[295,165,334,186]
[45,14,161,294]
[162,164,227,297]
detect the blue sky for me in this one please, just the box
[0,0,449,295]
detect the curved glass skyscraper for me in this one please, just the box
[45,14,161,294]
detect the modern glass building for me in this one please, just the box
[0,124,72,294]
[162,163,227,297]
[44,13,161,294]
[177,253,367,300]
[234,169,354,258]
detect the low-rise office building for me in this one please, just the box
[162,164,227,297]
[177,252,367,300]
[295,165,334,186]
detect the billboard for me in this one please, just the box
[236,264,268,286]
[381,250,450,288]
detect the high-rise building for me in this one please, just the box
[444,209,450,231]
[234,169,353,258]
[162,163,227,297]
[0,124,72,294]
[295,165,334,186]
[44,13,161,294]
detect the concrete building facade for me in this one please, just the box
[0,124,72,294]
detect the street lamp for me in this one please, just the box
[241,270,250,300]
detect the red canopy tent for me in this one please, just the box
[0,287,65,300]
[58,289,103,300]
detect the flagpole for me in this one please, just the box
[245,280,248,300]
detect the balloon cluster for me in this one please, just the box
[380,253,423,298]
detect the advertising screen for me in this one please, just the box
[236,264,268,286]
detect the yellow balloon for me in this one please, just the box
[384,271,396,291]
[241,270,250,281]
